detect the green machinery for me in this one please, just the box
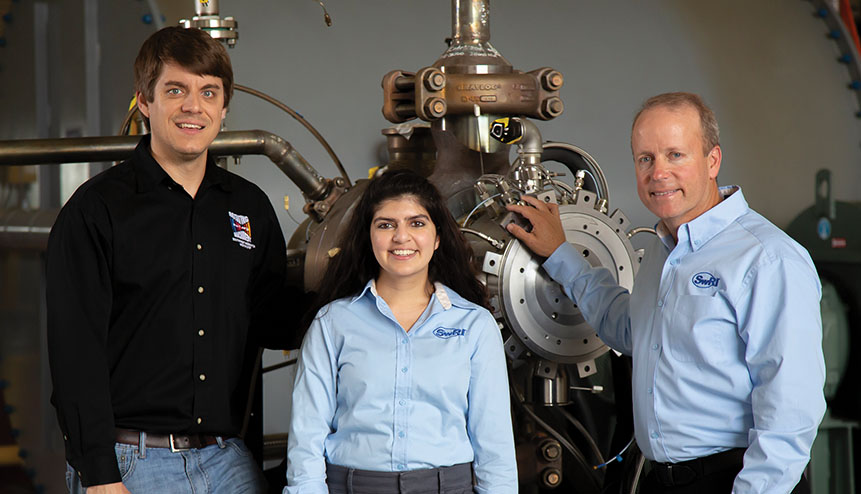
[786,169,859,494]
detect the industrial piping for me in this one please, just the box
[0,130,330,250]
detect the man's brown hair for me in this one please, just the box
[134,26,234,107]
[632,92,720,156]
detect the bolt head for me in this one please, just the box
[424,98,446,118]
[424,70,446,91]
[542,97,564,117]
[542,70,564,90]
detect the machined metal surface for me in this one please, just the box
[542,142,609,203]
[180,0,238,47]
[469,184,639,364]
[453,115,642,364]
[381,0,564,153]
[441,0,510,73]
[529,360,571,406]
[499,190,636,363]
[301,180,370,292]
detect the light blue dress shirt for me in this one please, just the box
[543,186,826,493]
[285,281,517,494]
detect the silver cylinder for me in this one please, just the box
[195,0,219,17]
[529,362,571,406]
[452,0,490,43]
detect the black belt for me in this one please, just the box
[115,428,227,452]
[326,462,473,493]
[650,448,745,487]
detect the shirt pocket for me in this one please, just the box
[668,294,737,365]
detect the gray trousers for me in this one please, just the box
[325,462,473,494]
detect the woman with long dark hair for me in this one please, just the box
[285,170,517,493]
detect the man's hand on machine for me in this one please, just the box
[505,195,567,257]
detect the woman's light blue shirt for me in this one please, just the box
[285,281,517,493]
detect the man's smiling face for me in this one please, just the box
[632,103,722,235]
[137,62,227,166]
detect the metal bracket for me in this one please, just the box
[534,360,559,378]
[504,335,527,361]
[482,251,503,276]
[498,210,532,233]
[536,190,557,205]
[576,359,597,378]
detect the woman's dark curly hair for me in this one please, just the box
[310,169,489,315]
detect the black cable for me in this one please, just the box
[555,406,605,464]
[509,381,602,491]
[234,84,350,186]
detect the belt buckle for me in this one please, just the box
[169,434,190,452]
[665,464,696,486]
[666,465,676,485]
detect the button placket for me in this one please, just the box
[393,329,411,469]
[189,204,213,429]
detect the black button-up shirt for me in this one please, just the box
[46,136,293,486]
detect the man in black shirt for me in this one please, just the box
[47,27,288,493]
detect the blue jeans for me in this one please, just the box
[65,436,266,493]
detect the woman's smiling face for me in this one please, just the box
[370,195,440,284]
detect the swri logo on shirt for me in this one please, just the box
[692,272,719,288]
[229,211,256,250]
[433,327,467,339]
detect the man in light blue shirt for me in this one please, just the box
[506,92,825,493]
[286,281,517,493]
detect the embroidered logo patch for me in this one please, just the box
[433,327,467,339]
[692,272,719,288]
[229,211,256,250]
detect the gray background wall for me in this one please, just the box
[1,0,859,489]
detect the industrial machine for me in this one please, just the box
[292,2,648,490]
[786,169,860,494]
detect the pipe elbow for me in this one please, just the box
[518,118,544,157]
[256,130,329,201]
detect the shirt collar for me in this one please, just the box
[673,185,746,251]
[350,279,473,312]
[655,221,676,251]
[132,134,232,194]
[350,279,376,304]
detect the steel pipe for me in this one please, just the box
[0,130,332,249]
[0,135,141,165]
[0,130,330,200]
[452,0,490,44]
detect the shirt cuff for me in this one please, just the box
[76,451,122,487]
[283,481,329,494]
[542,242,589,282]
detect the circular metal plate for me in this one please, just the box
[498,190,638,363]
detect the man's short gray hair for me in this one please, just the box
[632,92,720,155]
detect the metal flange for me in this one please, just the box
[489,189,639,363]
